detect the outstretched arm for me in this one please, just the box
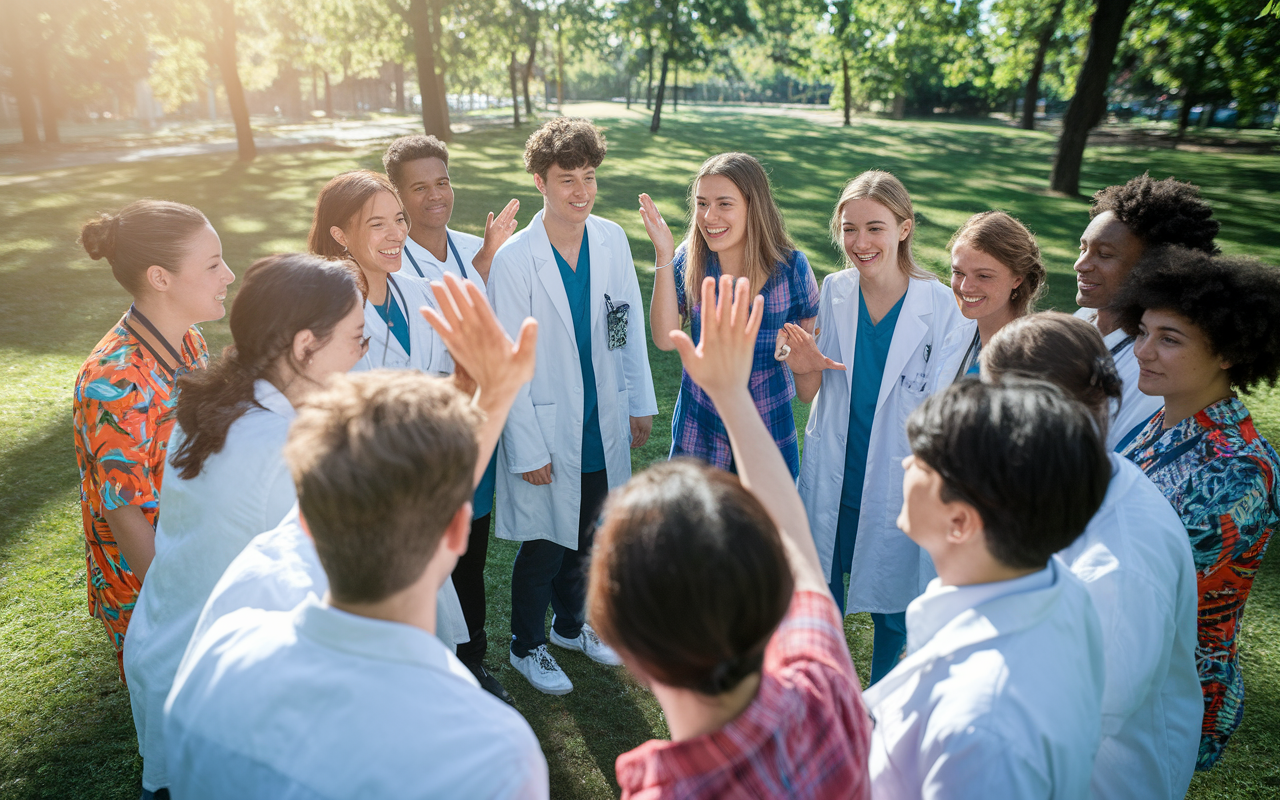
[421,272,537,489]
[670,276,827,594]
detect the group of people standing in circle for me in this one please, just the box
[69,114,1280,799]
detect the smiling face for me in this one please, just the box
[694,174,749,258]
[536,163,596,227]
[168,224,236,323]
[398,157,453,233]
[841,198,911,279]
[1074,210,1145,309]
[1132,308,1232,400]
[950,241,1022,322]
[334,191,407,276]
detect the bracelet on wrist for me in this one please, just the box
[655,259,674,270]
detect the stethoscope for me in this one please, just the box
[375,275,411,367]
[404,232,468,281]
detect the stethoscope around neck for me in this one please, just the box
[373,275,411,367]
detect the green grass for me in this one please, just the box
[2,102,1279,798]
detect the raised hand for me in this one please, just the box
[638,193,676,267]
[669,275,762,403]
[779,322,845,374]
[482,198,520,253]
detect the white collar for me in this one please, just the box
[294,595,461,675]
[906,563,1057,655]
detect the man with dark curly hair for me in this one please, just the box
[1115,245,1280,771]
[1073,174,1220,448]
[488,117,658,694]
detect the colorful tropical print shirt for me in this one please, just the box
[1121,397,1279,770]
[72,317,208,668]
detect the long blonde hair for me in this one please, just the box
[681,152,794,303]
[829,170,933,281]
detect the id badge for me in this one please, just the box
[604,293,629,350]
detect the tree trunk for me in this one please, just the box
[408,0,449,139]
[211,0,255,161]
[672,60,678,113]
[1049,0,1134,195]
[556,24,564,109]
[430,0,452,133]
[311,68,319,112]
[323,71,333,116]
[33,44,59,144]
[625,72,632,109]
[279,61,303,119]
[841,50,851,126]
[2,3,41,145]
[1022,0,1067,130]
[646,39,654,110]
[649,48,670,133]
[394,62,405,112]
[523,37,536,117]
[509,52,521,126]
[1199,102,1216,129]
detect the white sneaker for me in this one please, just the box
[550,622,623,666]
[510,645,573,695]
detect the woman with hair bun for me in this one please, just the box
[981,311,1201,799]
[1114,245,1280,770]
[931,210,1046,388]
[122,253,367,797]
[73,200,233,676]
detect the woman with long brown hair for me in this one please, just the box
[73,199,233,679]
[639,152,819,478]
[123,253,367,797]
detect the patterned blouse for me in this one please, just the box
[1121,397,1279,769]
[72,316,208,670]
[671,248,820,478]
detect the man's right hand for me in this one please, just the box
[521,462,553,485]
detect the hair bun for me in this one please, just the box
[81,213,120,262]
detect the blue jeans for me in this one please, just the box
[830,503,908,685]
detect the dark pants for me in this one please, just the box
[510,469,609,658]
[830,503,908,686]
[452,512,492,667]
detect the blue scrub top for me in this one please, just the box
[552,230,606,474]
[373,280,412,356]
[472,452,498,518]
[839,289,906,511]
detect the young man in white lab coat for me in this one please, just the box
[488,118,657,695]
[864,379,1109,799]
[383,134,521,704]
[1072,174,1219,449]
[165,277,549,799]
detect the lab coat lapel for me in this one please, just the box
[586,217,609,337]
[528,211,576,342]
[876,279,928,413]
[363,282,411,367]
[829,272,859,397]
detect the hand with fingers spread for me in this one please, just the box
[638,193,676,268]
[779,321,845,374]
[670,275,762,404]
[473,198,521,281]
[421,272,537,400]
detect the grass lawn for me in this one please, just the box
[2,102,1278,798]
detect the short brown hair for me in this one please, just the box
[523,117,607,179]
[307,170,403,260]
[588,460,794,695]
[980,311,1121,435]
[284,370,480,604]
[948,211,1046,317]
[80,200,209,295]
[382,135,449,190]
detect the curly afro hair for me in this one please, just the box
[1115,245,1280,391]
[382,135,448,190]
[1091,174,1219,255]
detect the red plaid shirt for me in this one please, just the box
[615,591,872,799]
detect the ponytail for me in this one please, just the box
[170,254,362,479]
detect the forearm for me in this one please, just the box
[649,265,681,352]
[471,248,494,285]
[102,505,156,583]
[472,389,519,487]
[793,371,822,403]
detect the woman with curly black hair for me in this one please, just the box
[1074,174,1220,448]
[1115,245,1280,770]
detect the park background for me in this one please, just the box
[2,0,1279,798]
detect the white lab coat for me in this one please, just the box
[125,380,296,792]
[1074,307,1164,450]
[864,561,1105,800]
[1057,454,1201,800]
[927,317,979,392]
[797,271,965,614]
[355,272,452,376]
[488,210,657,548]
[398,228,487,294]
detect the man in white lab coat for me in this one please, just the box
[864,379,1109,799]
[489,118,657,695]
[1072,174,1219,449]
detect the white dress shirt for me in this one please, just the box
[165,596,548,800]
[124,380,296,791]
[1057,454,1200,799]
[1074,307,1163,449]
[864,560,1105,800]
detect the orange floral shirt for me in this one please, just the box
[72,316,208,661]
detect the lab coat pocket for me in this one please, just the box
[534,403,557,456]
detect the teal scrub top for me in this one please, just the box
[552,230,606,474]
[472,452,498,518]
[373,279,412,356]
[839,289,906,511]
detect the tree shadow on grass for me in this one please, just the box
[0,410,80,565]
